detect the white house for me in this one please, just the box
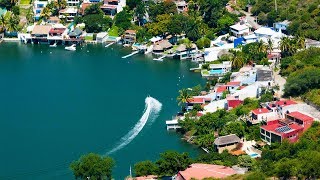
[254,27,277,38]
[250,108,277,124]
[33,0,50,21]
[273,20,290,32]
[230,23,250,37]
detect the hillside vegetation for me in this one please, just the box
[247,0,320,40]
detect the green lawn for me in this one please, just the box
[85,36,93,41]
[19,0,31,5]
[108,26,119,37]
[19,7,29,17]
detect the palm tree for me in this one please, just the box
[6,15,19,32]
[280,37,291,56]
[0,14,8,30]
[257,40,267,54]
[177,89,191,111]
[231,55,245,70]
[296,36,305,49]
[267,38,273,54]
[40,7,51,21]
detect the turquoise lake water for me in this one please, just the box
[0,43,205,179]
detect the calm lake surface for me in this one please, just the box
[0,42,204,179]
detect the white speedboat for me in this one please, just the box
[65,44,76,51]
[49,42,57,47]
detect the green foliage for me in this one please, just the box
[238,155,256,170]
[70,153,115,180]
[254,122,320,178]
[284,67,320,97]
[220,121,245,138]
[114,7,132,31]
[11,6,19,15]
[83,14,112,33]
[219,72,232,83]
[244,124,261,141]
[134,160,158,177]
[156,151,192,176]
[177,88,191,111]
[189,84,202,96]
[244,171,266,180]
[0,0,15,10]
[259,90,273,103]
[85,3,103,15]
[197,151,238,167]
[303,89,320,107]
[280,47,320,76]
[241,41,267,63]
[148,1,177,21]
[252,0,320,40]
[196,37,211,49]
[108,26,119,36]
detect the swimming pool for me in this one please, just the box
[215,42,225,47]
[249,153,260,158]
[209,69,223,75]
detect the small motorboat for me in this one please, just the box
[49,42,57,47]
[65,44,76,51]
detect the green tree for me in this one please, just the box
[6,14,19,32]
[156,151,191,176]
[40,7,51,21]
[238,155,256,170]
[70,153,115,180]
[220,121,245,138]
[177,89,191,111]
[114,7,132,31]
[134,160,158,177]
[85,3,104,15]
[83,14,112,33]
[11,5,19,15]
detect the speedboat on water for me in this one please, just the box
[49,42,57,47]
[65,44,76,51]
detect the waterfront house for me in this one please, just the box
[230,23,250,37]
[214,134,241,153]
[174,43,198,60]
[186,96,211,111]
[260,111,314,144]
[31,25,52,43]
[150,36,162,44]
[59,7,78,21]
[68,28,82,38]
[152,40,173,54]
[33,0,49,21]
[96,32,108,43]
[203,61,231,77]
[123,30,136,45]
[175,163,237,180]
[273,20,290,33]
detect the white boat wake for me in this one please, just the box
[105,96,162,155]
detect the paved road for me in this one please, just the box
[273,69,286,98]
[239,9,261,29]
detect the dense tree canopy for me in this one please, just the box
[83,14,112,33]
[70,153,115,180]
[156,151,192,176]
[134,160,158,177]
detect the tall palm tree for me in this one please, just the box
[0,14,7,31]
[231,55,244,70]
[6,15,19,32]
[280,37,290,54]
[267,38,273,54]
[177,89,191,111]
[257,40,267,54]
[296,36,305,49]
[41,7,51,21]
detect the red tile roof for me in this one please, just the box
[197,112,203,117]
[226,81,241,86]
[178,163,237,180]
[127,175,157,180]
[287,111,314,122]
[81,3,91,15]
[125,29,136,34]
[188,97,205,104]
[228,99,243,108]
[252,108,270,115]
[261,120,303,135]
[239,86,246,90]
[216,86,227,93]
[275,100,297,107]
